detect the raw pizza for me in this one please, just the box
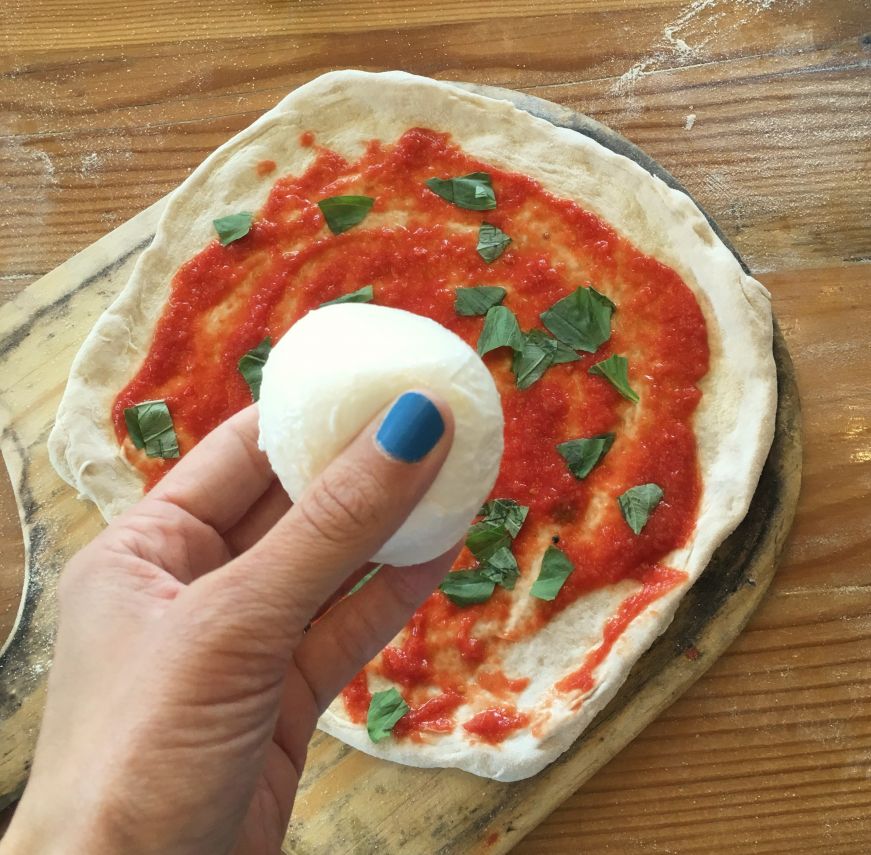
[48,71,776,781]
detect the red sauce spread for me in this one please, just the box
[463,707,530,744]
[112,127,707,743]
[256,159,277,177]
[556,564,686,696]
[393,691,464,738]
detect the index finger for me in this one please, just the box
[148,404,275,532]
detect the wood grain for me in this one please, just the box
[0,0,868,851]
[516,264,871,854]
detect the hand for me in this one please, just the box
[3,393,457,855]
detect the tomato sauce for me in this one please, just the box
[463,707,530,744]
[112,127,708,742]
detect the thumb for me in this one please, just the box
[206,390,454,646]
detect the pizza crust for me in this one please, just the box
[48,70,776,781]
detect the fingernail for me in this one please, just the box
[376,392,445,463]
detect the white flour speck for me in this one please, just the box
[79,152,102,178]
[610,0,811,115]
[685,113,697,130]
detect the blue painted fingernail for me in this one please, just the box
[376,392,445,463]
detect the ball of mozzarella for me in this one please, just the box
[258,303,504,566]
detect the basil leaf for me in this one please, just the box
[367,687,409,743]
[541,286,615,352]
[318,195,374,234]
[348,564,383,595]
[478,498,529,538]
[426,172,497,211]
[552,338,581,365]
[477,222,511,263]
[479,547,519,591]
[617,483,664,534]
[530,545,574,601]
[439,569,497,607]
[556,433,616,480]
[123,400,179,459]
[466,522,512,561]
[477,305,523,356]
[213,212,253,246]
[454,285,506,317]
[588,354,639,402]
[238,337,272,402]
[319,284,374,308]
[511,329,578,390]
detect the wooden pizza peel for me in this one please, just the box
[0,83,801,852]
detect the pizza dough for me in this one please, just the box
[257,303,503,566]
[47,70,776,781]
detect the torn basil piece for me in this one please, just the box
[238,337,272,402]
[588,354,639,402]
[439,569,497,607]
[319,284,374,308]
[367,688,409,743]
[426,172,497,211]
[477,222,511,263]
[213,211,253,246]
[618,483,664,534]
[454,285,507,317]
[348,564,383,595]
[124,400,180,459]
[477,305,524,356]
[512,329,579,390]
[530,545,574,601]
[556,433,616,480]
[318,195,374,234]
[478,498,529,538]
[479,547,520,591]
[465,522,512,562]
[541,286,615,352]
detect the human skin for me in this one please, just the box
[1,395,458,854]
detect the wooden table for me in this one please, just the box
[1,1,869,851]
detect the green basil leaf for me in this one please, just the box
[123,400,180,459]
[439,569,497,607]
[556,433,616,480]
[454,285,507,317]
[465,522,512,561]
[617,483,664,534]
[318,195,375,234]
[541,286,615,352]
[479,547,520,591]
[319,284,374,307]
[588,354,639,402]
[530,545,574,601]
[477,305,524,356]
[348,564,383,596]
[367,687,409,742]
[552,338,581,365]
[478,498,529,538]
[213,212,253,246]
[511,329,578,390]
[477,222,511,263]
[238,337,272,402]
[426,172,497,211]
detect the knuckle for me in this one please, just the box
[302,463,386,544]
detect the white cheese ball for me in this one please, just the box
[258,303,504,566]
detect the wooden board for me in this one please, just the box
[0,83,801,851]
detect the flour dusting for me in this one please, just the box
[684,113,697,130]
[610,0,810,114]
[79,152,103,179]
